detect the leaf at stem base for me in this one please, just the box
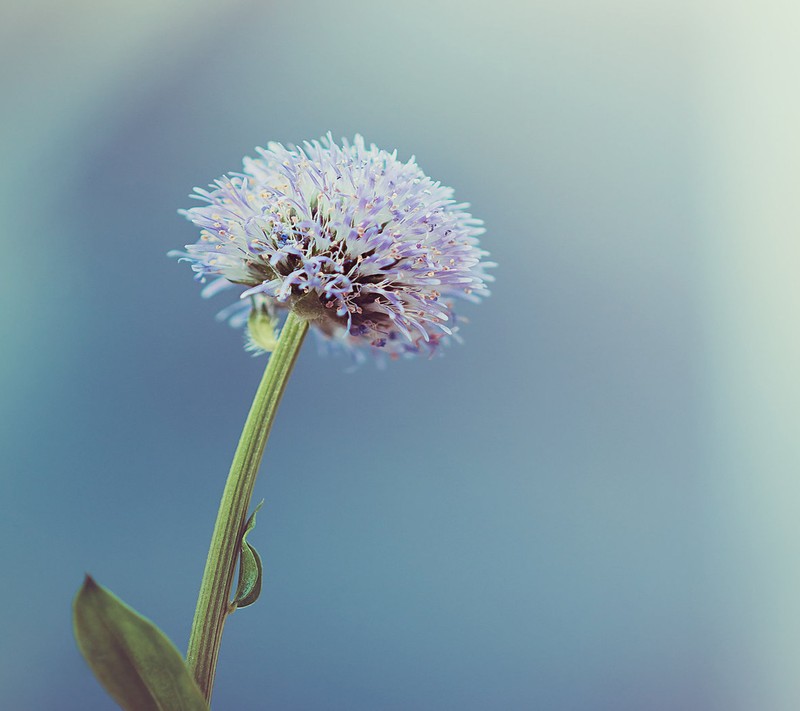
[73,576,209,711]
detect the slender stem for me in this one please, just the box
[186,311,308,701]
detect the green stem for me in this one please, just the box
[186,310,308,701]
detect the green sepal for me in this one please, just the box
[247,306,279,353]
[73,576,209,711]
[231,501,264,609]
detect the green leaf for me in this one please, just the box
[73,576,209,711]
[231,501,264,609]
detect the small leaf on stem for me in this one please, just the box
[231,501,264,609]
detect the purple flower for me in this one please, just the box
[171,134,494,360]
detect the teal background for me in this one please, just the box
[2,1,799,709]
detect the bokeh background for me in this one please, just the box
[2,0,798,709]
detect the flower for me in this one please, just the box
[171,134,494,360]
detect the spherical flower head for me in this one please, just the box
[171,134,494,361]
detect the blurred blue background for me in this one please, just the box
[2,0,799,709]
